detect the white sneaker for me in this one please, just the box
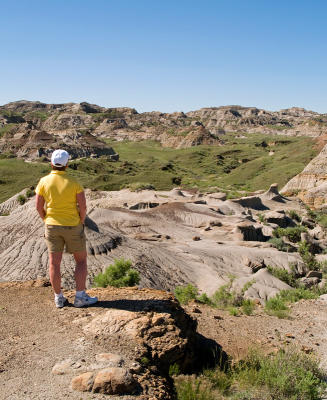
[74,292,98,308]
[55,295,68,308]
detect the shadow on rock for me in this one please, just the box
[194,333,230,372]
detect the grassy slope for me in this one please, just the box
[0,133,318,203]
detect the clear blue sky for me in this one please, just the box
[1,0,326,113]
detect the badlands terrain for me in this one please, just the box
[1,100,327,399]
[0,183,319,298]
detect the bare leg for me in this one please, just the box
[74,250,87,291]
[49,252,63,294]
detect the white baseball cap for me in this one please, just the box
[51,149,70,166]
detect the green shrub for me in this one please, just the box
[288,209,301,222]
[265,286,319,319]
[303,206,327,229]
[306,206,317,220]
[268,237,290,252]
[241,279,255,294]
[176,379,215,400]
[278,288,318,303]
[241,299,255,315]
[17,194,26,205]
[211,284,235,308]
[273,226,307,243]
[266,265,298,287]
[265,297,289,318]
[140,356,150,366]
[169,363,180,376]
[258,213,265,223]
[298,241,320,270]
[174,284,198,304]
[228,306,240,316]
[26,188,35,198]
[202,368,232,394]
[234,348,324,400]
[317,214,327,229]
[93,258,140,288]
[197,293,213,305]
[175,348,325,400]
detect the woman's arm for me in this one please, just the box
[35,194,46,221]
[76,191,87,224]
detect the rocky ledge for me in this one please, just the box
[0,282,223,399]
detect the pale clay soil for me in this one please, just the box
[1,280,327,400]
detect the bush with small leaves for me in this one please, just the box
[228,307,239,316]
[273,226,307,243]
[265,296,289,318]
[241,299,255,315]
[197,293,213,305]
[268,237,290,252]
[298,241,320,270]
[140,356,150,366]
[258,213,265,223]
[278,288,318,303]
[266,265,299,287]
[93,258,140,288]
[288,209,301,222]
[17,194,26,205]
[169,363,180,376]
[174,284,198,304]
[26,189,35,198]
[175,347,325,400]
[233,348,324,400]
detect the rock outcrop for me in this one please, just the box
[0,282,223,399]
[187,106,327,137]
[282,144,327,208]
[0,185,309,303]
[2,101,327,159]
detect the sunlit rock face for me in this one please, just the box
[282,144,327,209]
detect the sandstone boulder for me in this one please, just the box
[92,367,138,395]
[83,306,197,373]
[71,372,94,392]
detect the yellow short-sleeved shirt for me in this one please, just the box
[36,171,84,226]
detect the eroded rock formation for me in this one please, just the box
[282,144,327,208]
[1,184,320,303]
[2,101,327,160]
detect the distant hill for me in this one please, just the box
[1,101,326,161]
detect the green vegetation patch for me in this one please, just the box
[174,280,255,316]
[91,109,125,122]
[175,348,325,400]
[93,258,140,288]
[0,159,51,203]
[0,123,17,138]
[25,111,50,121]
[102,133,317,193]
[266,265,298,287]
[273,226,307,243]
[0,132,318,204]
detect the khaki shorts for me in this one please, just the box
[45,224,86,253]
